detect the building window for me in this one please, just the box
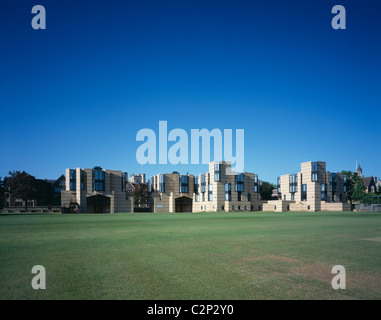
[254,174,258,193]
[235,173,244,192]
[94,168,105,192]
[225,183,231,201]
[238,205,241,210]
[343,174,347,192]
[179,175,189,193]
[202,193,205,202]
[194,177,199,195]
[339,193,343,202]
[311,162,318,182]
[15,201,23,207]
[195,194,199,202]
[208,184,213,201]
[232,205,235,210]
[248,193,251,201]
[277,177,280,194]
[284,195,286,201]
[222,205,224,211]
[291,193,295,201]
[200,174,206,193]
[330,173,337,193]
[159,174,165,193]
[214,162,221,182]
[321,183,327,201]
[70,169,76,191]
[289,174,297,193]
[148,176,154,193]
[301,184,307,201]
[122,172,128,191]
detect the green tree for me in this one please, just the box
[133,182,150,208]
[0,177,5,209]
[261,181,277,200]
[6,171,38,211]
[342,171,365,204]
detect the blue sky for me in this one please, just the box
[0,0,380,183]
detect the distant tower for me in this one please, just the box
[356,164,364,178]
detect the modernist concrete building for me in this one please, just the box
[149,161,263,213]
[129,173,146,184]
[263,161,351,212]
[61,166,133,213]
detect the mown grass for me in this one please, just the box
[0,211,380,300]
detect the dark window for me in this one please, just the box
[122,172,128,191]
[159,174,165,193]
[238,192,242,201]
[289,174,297,193]
[214,163,221,182]
[301,184,307,201]
[330,173,337,193]
[321,183,327,201]
[248,193,251,201]
[94,169,105,191]
[179,175,189,193]
[277,177,281,194]
[70,169,76,191]
[208,184,213,201]
[200,174,206,193]
[311,162,318,182]
[225,183,231,201]
[194,177,199,195]
[343,174,347,192]
[235,173,244,192]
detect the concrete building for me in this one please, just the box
[129,173,146,184]
[61,166,133,213]
[263,161,351,212]
[149,161,263,213]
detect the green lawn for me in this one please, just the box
[0,211,380,300]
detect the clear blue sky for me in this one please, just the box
[0,0,380,184]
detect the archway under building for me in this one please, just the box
[87,195,111,213]
[175,196,193,212]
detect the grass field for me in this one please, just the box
[0,211,380,300]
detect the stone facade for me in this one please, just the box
[61,167,133,213]
[149,161,263,213]
[263,161,351,212]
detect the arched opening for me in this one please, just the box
[87,195,111,213]
[175,196,193,212]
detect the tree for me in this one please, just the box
[133,183,150,208]
[261,181,277,200]
[0,177,5,209]
[342,171,364,205]
[6,171,38,211]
